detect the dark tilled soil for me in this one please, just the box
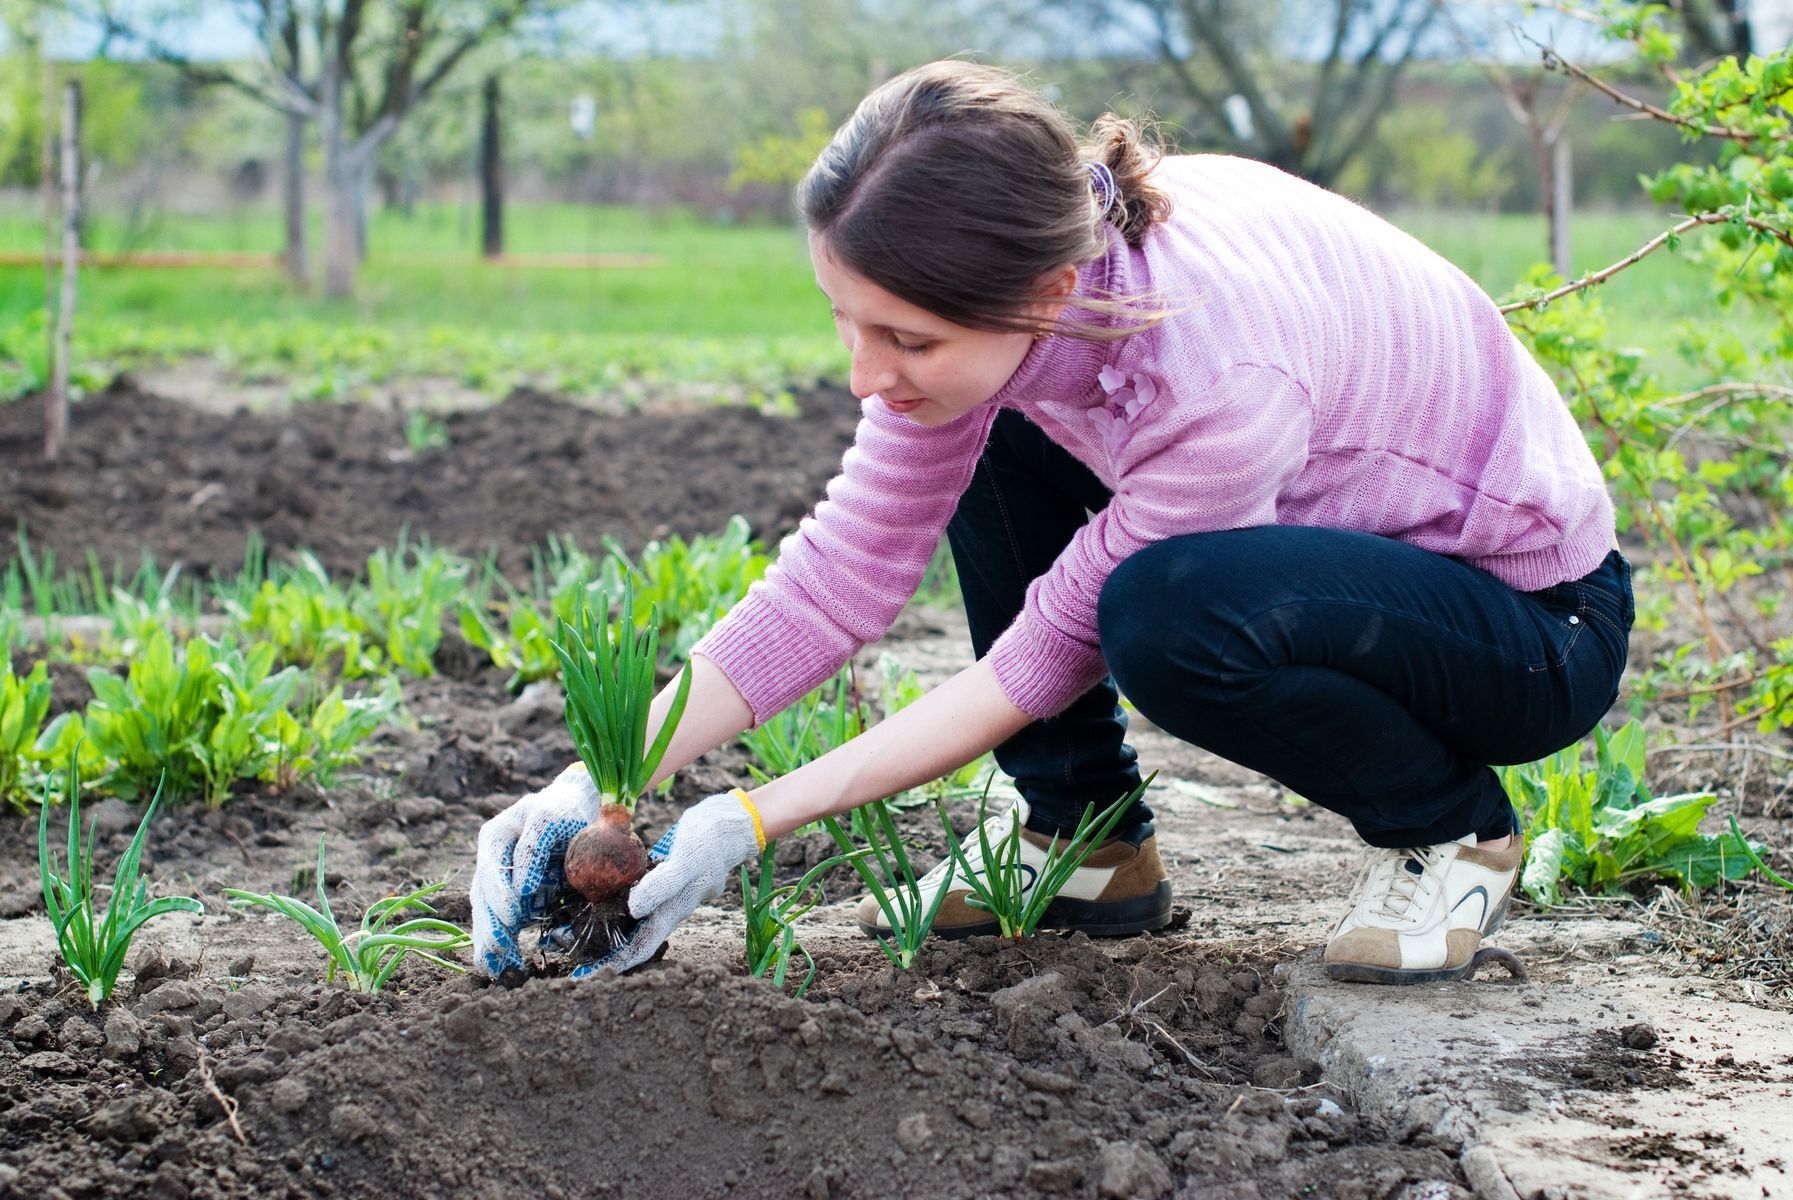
[0,378,861,580]
[0,947,1464,1200]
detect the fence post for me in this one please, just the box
[481,74,504,260]
[40,60,55,420]
[47,78,81,463]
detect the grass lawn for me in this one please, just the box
[0,200,1758,402]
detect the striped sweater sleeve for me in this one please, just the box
[987,364,1314,718]
[691,400,998,724]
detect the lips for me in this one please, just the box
[882,396,926,414]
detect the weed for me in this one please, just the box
[402,410,450,453]
[1499,720,1772,904]
[224,838,470,991]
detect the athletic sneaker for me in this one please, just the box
[1322,832,1525,984]
[854,798,1173,940]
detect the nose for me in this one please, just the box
[848,341,900,401]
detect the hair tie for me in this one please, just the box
[1087,161,1119,218]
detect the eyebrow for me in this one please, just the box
[815,283,937,341]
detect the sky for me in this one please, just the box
[18,0,1787,63]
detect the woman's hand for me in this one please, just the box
[470,762,602,978]
[583,791,763,975]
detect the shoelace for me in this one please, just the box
[1360,844,1446,921]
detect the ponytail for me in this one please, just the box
[1085,113,1174,248]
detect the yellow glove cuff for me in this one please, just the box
[730,787,767,850]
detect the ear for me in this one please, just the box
[1031,264,1081,325]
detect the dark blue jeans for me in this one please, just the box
[948,409,1633,848]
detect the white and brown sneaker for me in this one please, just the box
[854,799,1173,940]
[1323,833,1525,984]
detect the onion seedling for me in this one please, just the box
[939,774,1155,940]
[40,763,203,1008]
[741,842,869,997]
[824,799,956,970]
[547,579,691,960]
[224,838,470,992]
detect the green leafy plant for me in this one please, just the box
[356,537,467,676]
[938,776,1153,941]
[1,660,53,810]
[457,577,559,691]
[1498,720,1772,905]
[599,515,771,662]
[223,552,382,678]
[823,799,956,970]
[40,766,203,1008]
[740,841,867,998]
[224,839,470,991]
[551,579,693,811]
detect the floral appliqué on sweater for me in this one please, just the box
[1088,364,1159,456]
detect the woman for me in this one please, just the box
[470,60,1630,986]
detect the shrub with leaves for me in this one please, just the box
[1499,721,1768,905]
[224,839,471,991]
[1,661,54,811]
[1499,24,1793,739]
[41,766,203,1008]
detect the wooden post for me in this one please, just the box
[283,110,310,287]
[480,74,503,260]
[40,60,56,412]
[47,79,81,463]
[1549,136,1573,281]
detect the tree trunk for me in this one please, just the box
[283,110,309,288]
[48,80,81,463]
[1549,136,1572,280]
[320,52,354,298]
[481,75,503,260]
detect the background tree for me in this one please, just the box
[1056,0,1444,187]
[81,0,566,295]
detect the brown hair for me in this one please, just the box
[797,60,1175,341]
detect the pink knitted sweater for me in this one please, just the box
[692,155,1615,723]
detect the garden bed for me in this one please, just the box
[0,378,1784,1197]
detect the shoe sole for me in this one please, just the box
[1323,893,1512,986]
[856,881,1174,941]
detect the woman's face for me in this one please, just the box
[810,231,1049,428]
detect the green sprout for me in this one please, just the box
[940,775,1154,941]
[40,762,203,1008]
[551,577,692,811]
[224,838,471,992]
[740,841,868,998]
[824,799,956,970]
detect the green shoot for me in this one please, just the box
[224,838,470,992]
[940,775,1154,941]
[551,576,692,810]
[823,799,956,970]
[2,661,53,811]
[40,764,203,1008]
[740,841,869,998]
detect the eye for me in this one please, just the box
[828,305,846,322]
[892,334,931,355]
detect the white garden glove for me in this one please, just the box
[471,762,605,979]
[577,790,764,977]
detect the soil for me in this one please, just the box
[0,376,1785,1198]
[0,376,861,580]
